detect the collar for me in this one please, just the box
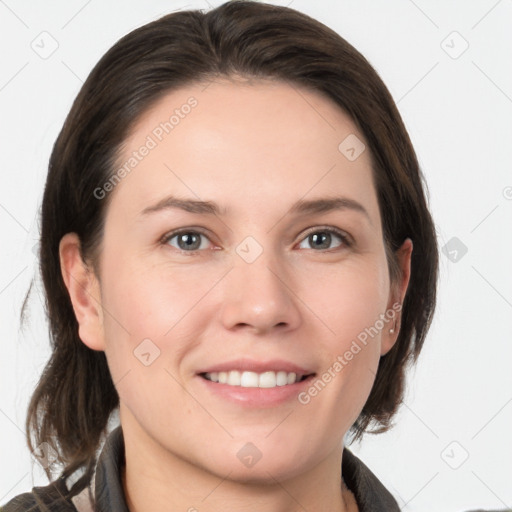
[90,426,399,512]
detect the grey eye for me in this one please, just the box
[167,231,209,251]
[298,230,345,251]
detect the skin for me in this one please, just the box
[60,78,412,512]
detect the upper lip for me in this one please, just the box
[197,359,315,376]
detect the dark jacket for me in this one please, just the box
[1,426,402,511]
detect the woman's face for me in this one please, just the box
[66,79,411,483]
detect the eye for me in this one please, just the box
[161,227,351,253]
[297,228,350,251]
[162,230,212,252]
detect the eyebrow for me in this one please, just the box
[140,195,371,222]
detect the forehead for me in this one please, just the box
[107,78,379,224]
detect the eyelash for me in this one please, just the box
[159,226,352,254]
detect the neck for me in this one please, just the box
[120,411,357,512]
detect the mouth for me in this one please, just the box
[195,359,316,406]
[199,370,313,388]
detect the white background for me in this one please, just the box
[1,1,511,511]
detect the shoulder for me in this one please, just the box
[2,426,123,512]
[342,448,400,511]
[342,449,509,512]
[1,492,39,512]
[1,477,78,512]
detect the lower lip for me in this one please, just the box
[197,375,315,407]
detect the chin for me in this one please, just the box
[214,458,308,485]
[199,441,315,485]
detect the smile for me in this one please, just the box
[202,370,310,388]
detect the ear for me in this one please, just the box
[381,238,413,355]
[59,232,106,351]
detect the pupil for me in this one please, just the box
[180,233,199,250]
[311,232,330,249]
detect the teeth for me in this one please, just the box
[227,370,241,386]
[276,371,288,386]
[241,371,259,387]
[259,371,276,388]
[204,370,302,388]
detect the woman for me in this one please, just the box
[2,1,439,510]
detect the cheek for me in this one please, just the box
[298,255,391,344]
[98,255,223,379]
[97,262,205,424]
[100,253,214,335]
[296,257,390,416]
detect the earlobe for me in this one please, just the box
[59,233,105,351]
[381,238,413,355]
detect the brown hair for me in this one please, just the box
[25,0,438,503]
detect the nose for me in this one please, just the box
[219,253,302,335]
